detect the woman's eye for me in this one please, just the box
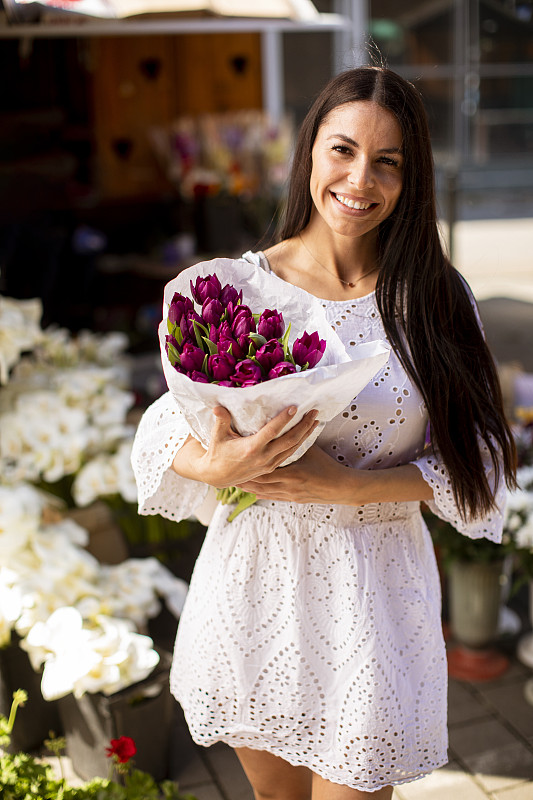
[378,156,400,167]
[331,144,351,155]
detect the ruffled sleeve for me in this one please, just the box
[411,274,506,542]
[130,392,209,523]
[412,438,505,542]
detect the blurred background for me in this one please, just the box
[1,0,531,377]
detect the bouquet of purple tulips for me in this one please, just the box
[165,272,327,387]
[159,256,390,521]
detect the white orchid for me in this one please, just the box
[0,575,23,647]
[21,608,160,700]
[0,296,43,384]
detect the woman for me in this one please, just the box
[132,67,516,799]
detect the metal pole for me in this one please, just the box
[261,29,284,123]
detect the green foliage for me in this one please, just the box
[0,691,197,800]
[423,509,507,569]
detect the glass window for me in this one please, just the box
[472,76,533,160]
[414,77,455,161]
[369,0,454,66]
[479,0,533,63]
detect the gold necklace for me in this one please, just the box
[298,232,378,289]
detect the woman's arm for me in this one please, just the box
[235,444,435,506]
[172,405,320,489]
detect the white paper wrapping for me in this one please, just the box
[158,257,390,464]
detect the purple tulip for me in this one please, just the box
[180,310,203,341]
[180,342,206,373]
[232,359,263,387]
[220,284,242,306]
[292,331,326,369]
[268,361,297,379]
[171,361,187,375]
[231,306,256,339]
[217,380,235,387]
[190,274,222,305]
[217,333,246,361]
[189,370,210,383]
[165,334,180,351]
[255,339,284,372]
[202,297,224,327]
[168,293,193,325]
[208,352,236,382]
[257,309,284,340]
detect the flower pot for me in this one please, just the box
[448,559,505,647]
[57,650,173,781]
[447,559,509,681]
[0,638,62,752]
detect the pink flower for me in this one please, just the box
[220,284,242,306]
[292,331,326,368]
[208,352,237,381]
[180,343,205,372]
[268,361,296,378]
[257,309,284,340]
[190,274,222,304]
[255,340,284,372]
[168,293,193,325]
[202,297,224,327]
[231,306,256,339]
[189,370,210,383]
[232,359,263,386]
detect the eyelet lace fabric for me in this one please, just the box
[131,253,505,792]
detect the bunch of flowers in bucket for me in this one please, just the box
[159,258,391,521]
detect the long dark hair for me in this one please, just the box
[277,66,516,521]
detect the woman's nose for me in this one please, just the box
[348,157,374,189]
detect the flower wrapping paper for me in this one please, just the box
[158,257,390,466]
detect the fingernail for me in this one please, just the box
[288,406,297,416]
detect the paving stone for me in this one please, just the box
[203,742,254,800]
[477,681,533,739]
[448,679,493,726]
[182,782,225,800]
[491,781,533,799]
[449,718,533,793]
[392,762,488,800]
[168,710,213,788]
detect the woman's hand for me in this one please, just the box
[236,445,348,504]
[237,446,436,506]
[172,405,319,489]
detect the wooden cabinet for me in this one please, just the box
[89,33,262,199]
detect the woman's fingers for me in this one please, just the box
[210,406,239,441]
[265,410,319,461]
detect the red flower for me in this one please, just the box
[105,736,137,763]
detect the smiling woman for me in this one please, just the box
[131,66,516,800]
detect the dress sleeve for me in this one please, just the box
[130,392,209,523]
[411,440,505,542]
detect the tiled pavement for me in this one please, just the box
[167,650,533,800]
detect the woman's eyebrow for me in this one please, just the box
[327,133,403,154]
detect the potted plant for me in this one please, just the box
[425,509,512,681]
[0,689,197,799]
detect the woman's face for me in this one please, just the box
[309,100,404,241]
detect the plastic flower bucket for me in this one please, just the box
[57,649,173,781]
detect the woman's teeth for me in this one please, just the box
[335,193,372,210]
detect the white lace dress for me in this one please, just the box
[131,252,505,792]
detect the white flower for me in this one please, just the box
[22,608,160,699]
[0,579,23,647]
[0,296,43,383]
[516,517,533,550]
